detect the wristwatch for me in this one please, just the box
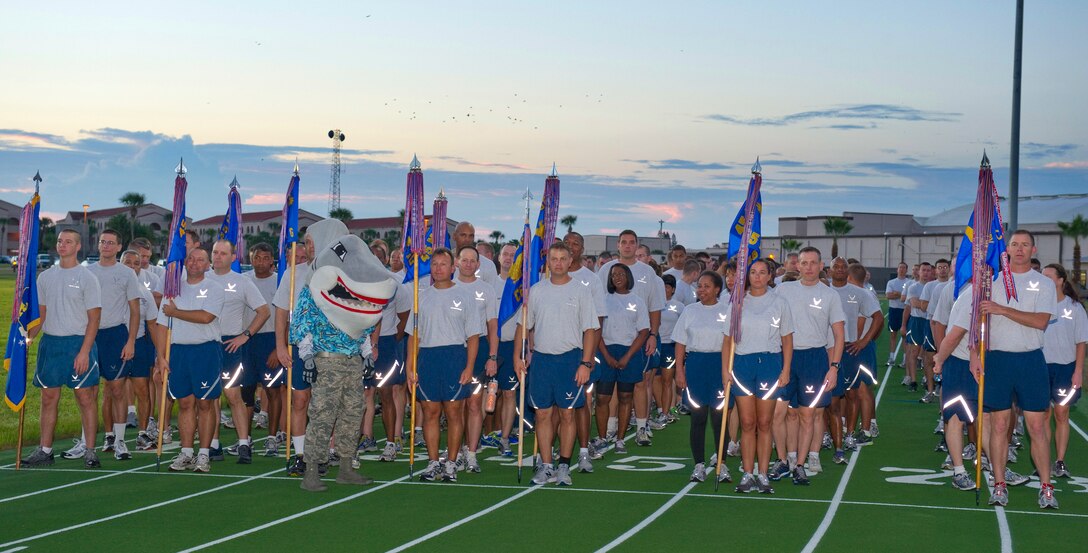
[830,361,841,369]
[242,330,252,338]
[580,360,593,368]
[488,354,498,361]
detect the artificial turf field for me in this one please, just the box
[4,317,1088,551]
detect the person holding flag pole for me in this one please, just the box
[5,173,43,468]
[403,155,427,477]
[498,185,534,482]
[153,159,190,470]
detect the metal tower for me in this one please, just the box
[328,129,345,213]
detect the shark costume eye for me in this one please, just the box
[332,241,348,261]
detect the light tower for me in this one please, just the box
[328,129,345,213]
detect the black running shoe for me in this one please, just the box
[287,454,306,477]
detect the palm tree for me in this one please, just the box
[561,214,578,234]
[119,192,146,243]
[1058,214,1088,288]
[489,230,505,250]
[780,238,802,256]
[361,228,380,243]
[329,207,353,222]
[823,217,853,259]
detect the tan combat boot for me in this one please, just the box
[300,460,327,492]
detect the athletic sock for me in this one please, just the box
[42,446,53,454]
[81,430,86,444]
[607,417,618,435]
[239,437,251,446]
[953,465,966,475]
[182,447,195,456]
[787,452,798,465]
[113,423,126,441]
[580,447,588,457]
[293,435,305,454]
[198,448,210,456]
[210,438,220,450]
[127,405,136,415]
[636,418,647,430]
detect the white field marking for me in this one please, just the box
[595,482,697,552]
[384,486,539,553]
[0,546,28,553]
[177,475,412,553]
[1068,418,1088,444]
[0,468,284,549]
[0,462,156,503]
[800,362,893,553]
[984,478,1014,553]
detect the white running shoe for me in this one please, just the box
[114,438,132,461]
[577,451,594,473]
[193,453,211,473]
[726,441,741,457]
[62,438,87,460]
[690,462,706,482]
[805,453,823,474]
[170,452,196,471]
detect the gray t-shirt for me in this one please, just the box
[599,260,665,314]
[244,271,278,335]
[87,262,142,329]
[660,298,685,344]
[601,292,650,346]
[207,270,267,336]
[272,263,313,312]
[932,281,958,327]
[131,286,160,339]
[775,280,846,350]
[724,291,794,356]
[922,279,949,320]
[474,259,503,294]
[907,280,927,318]
[380,282,413,338]
[989,269,1057,353]
[157,278,225,345]
[886,277,910,309]
[1044,296,1088,365]
[856,286,882,338]
[38,265,103,337]
[569,266,608,318]
[454,277,499,328]
[524,277,600,355]
[831,283,867,343]
[947,293,974,361]
[406,285,484,348]
[137,269,162,298]
[671,301,729,353]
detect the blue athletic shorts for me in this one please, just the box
[33,334,99,389]
[907,316,927,347]
[416,344,470,403]
[219,335,249,389]
[96,324,130,381]
[290,349,311,391]
[130,334,155,379]
[600,343,647,386]
[647,349,662,376]
[473,336,493,378]
[496,340,519,391]
[983,349,1049,412]
[245,332,276,387]
[527,348,585,410]
[940,356,978,424]
[849,342,879,389]
[731,351,786,401]
[790,347,832,409]
[888,307,904,332]
[1048,362,1081,407]
[659,342,677,370]
[374,335,406,388]
[834,348,859,397]
[168,341,223,400]
[683,351,729,410]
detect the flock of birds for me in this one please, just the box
[379,92,608,130]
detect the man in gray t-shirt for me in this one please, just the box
[22,229,105,468]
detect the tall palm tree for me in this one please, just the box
[361,228,380,243]
[329,207,353,222]
[823,217,853,259]
[561,214,578,234]
[780,238,802,256]
[489,229,505,250]
[119,192,146,243]
[1058,214,1088,287]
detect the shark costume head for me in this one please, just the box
[308,231,399,339]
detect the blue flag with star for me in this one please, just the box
[5,192,41,411]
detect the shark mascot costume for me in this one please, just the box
[290,220,399,491]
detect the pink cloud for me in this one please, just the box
[1043,161,1088,169]
[623,202,695,223]
[245,192,364,206]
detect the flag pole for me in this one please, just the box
[974,315,987,505]
[156,159,186,471]
[516,185,532,483]
[714,354,735,492]
[12,172,42,470]
[285,162,300,468]
[408,254,420,477]
[406,155,424,478]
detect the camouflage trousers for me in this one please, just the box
[303,355,366,466]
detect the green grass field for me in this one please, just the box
[3,274,1088,552]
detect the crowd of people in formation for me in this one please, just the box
[18,222,1085,509]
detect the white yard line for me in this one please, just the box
[384,486,539,553]
[0,462,156,503]
[1068,418,1088,444]
[0,468,283,549]
[178,475,412,552]
[801,362,893,553]
[595,482,697,552]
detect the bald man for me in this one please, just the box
[453,222,502,291]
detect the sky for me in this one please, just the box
[1,1,1085,247]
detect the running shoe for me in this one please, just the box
[136,431,154,451]
[555,463,572,486]
[735,472,757,493]
[329,451,341,467]
[1007,446,1018,464]
[716,462,732,483]
[1014,416,1025,436]
[102,434,116,453]
[221,411,234,429]
[855,430,873,447]
[162,426,174,445]
[1054,460,1071,479]
[690,462,706,483]
[170,452,195,472]
[605,430,617,443]
[578,451,594,473]
[253,411,268,429]
[21,447,55,467]
[843,435,857,452]
[589,437,608,459]
[726,441,740,457]
[442,459,458,482]
[934,438,948,453]
[62,438,87,460]
[934,418,944,434]
[900,375,911,386]
[498,439,513,457]
[821,432,833,450]
[648,416,666,431]
[1038,484,1059,510]
[988,482,1008,506]
[806,453,823,474]
[84,450,101,469]
[419,460,442,482]
[357,435,378,453]
[677,404,691,415]
[531,463,554,486]
[479,432,501,448]
[1011,434,1022,450]
[237,443,252,464]
[962,443,977,460]
[769,459,790,481]
[614,440,628,455]
[869,420,880,437]
[209,446,225,462]
[941,455,953,470]
[951,472,976,491]
[114,438,132,461]
[832,450,846,465]
[908,382,918,393]
[413,429,425,448]
[635,428,652,447]
[265,436,280,457]
[756,472,775,494]
[1005,468,1029,486]
[792,465,810,485]
[194,453,211,473]
[225,442,240,456]
[287,455,306,477]
[126,411,138,429]
[920,391,936,404]
[465,451,481,473]
[379,442,398,462]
